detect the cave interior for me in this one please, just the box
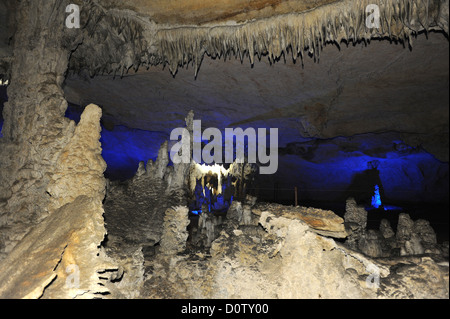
[0,0,448,299]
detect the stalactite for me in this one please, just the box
[152,0,447,75]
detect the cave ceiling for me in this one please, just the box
[98,0,338,25]
[2,0,449,161]
[63,31,449,161]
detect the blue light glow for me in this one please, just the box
[371,184,382,208]
[63,105,448,205]
[100,126,168,180]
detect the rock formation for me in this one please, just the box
[252,202,348,238]
[344,197,368,250]
[141,202,448,299]
[160,206,190,255]
[0,104,118,299]
[46,104,107,213]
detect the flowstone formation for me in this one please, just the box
[0,104,119,299]
[0,0,81,261]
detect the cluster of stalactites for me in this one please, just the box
[68,0,447,77]
[190,162,234,196]
[156,0,447,75]
[68,0,157,78]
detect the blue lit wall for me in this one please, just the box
[257,135,449,206]
[100,126,168,180]
[64,105,448,205]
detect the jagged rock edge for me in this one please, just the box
[155,0,449,75]
[69,0,449,77]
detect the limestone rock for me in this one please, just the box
[252,202,347,238]
[413,219,437,245]
[160,206,190,255]
[378,256,449,299]
[0,196,117,299]
[103,140,190,247]
[396,213,415,244]
[358,230,383,258]
[402,233,425,256]
[344,198,368,250]
[380,219,395,239]
[226,200,243,223]
[0,0,79,260]
[140,203,448,299]
[46,104,107,213]
[226,200,257,227]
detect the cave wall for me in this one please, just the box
[0,0,81,259]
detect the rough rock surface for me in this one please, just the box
[141,205,448,299]
[414,219,438,249]
[252,202,347,238]
[47,104,107,213]
[103,114,194,248]
[0,0,79,260]
[160,206,190,255]
[0,0,448,300]
[0,102,121,298]
[380,219,395,239]
[142,210,378,298]
[377,256,449,299]
[358,229,383,258]
[0,196,116,299]
[344,197,368,250]
[347,211,446,259]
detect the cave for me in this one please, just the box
[0,0,449,300]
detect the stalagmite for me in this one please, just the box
[160,206,190,254]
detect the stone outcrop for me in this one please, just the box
[358,229,384,258]
[414,219,439,253]
[345,210,446,259]
[160,206,190,255]
[0,0,447,300]
[380,219,395,239]
[344,197,368,250]
[377,256,449,299]
[46,104,107,213]
[0,0,80,261]
[103,113,194,249]
[0,196,117,299]
[252,202,347,238]
[141,204,448,299]
[0,104,119,298]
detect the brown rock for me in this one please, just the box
[252,202,347,238]
[46,104,107,213]
[0,196,116,299]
